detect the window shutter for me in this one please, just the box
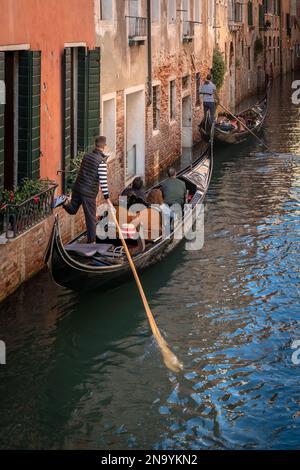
[77,47,87,152]
[248,1,253,26]
[259,4,265,28]
[77,47,100,152]
[87,48,100,150]
[18,51,41,183]
[0,52,4,191]
[62,48,72,189]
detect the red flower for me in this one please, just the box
[33,196,39,204]
[9,191,14,201]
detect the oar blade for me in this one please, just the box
[158,337,183,373]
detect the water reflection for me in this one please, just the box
[0,74,300,450]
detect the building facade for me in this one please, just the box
[222,0,300,108]
[0,0,299,302]
[96,0,217,195]
[0,0,99,194]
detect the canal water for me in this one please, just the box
[0,74,300,450]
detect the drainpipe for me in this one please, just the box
[147,0,152,106]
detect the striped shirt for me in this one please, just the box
[98,161,109,199]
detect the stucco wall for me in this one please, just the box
[0,0,96,187]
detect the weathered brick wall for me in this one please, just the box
[110,91,125,199]
[145,49,211,185]
[0,206,87,302]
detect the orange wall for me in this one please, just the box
[0,0,96,186]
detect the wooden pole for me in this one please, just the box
[107,199,183,373]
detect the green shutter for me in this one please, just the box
[248,1,253,26]
[259,4,265,28]
[87,48,100,149]
[63,48,72,190]
[77,47,88,152]
[18,51,41,183]
[77,47,100,152]
[0,52,4,191]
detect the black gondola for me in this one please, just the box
[199,92,268,145]
[45,130,214,292]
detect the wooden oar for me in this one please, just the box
[107,199,183,373]
[219,103,273,153]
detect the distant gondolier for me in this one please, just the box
[54,136,110,244]
[200,74,218,122]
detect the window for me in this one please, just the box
[168,0,176,23]
[153,85,160,131]
[195,1,202,24]
[102,97,116,154]
[0,50,41,190]
[259,4,265,29]
[63,47,100,189]
[152,0,160,22]
[100,0,113,20]
[195,72,201,107]
[170,80,176,121]
[182,75,191,90]
[182,0,190,35]
[248,1,253,26]
[208,0,215,26]
[229,0,243,23]
[129,0,140,16]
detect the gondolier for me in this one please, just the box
[200,74,218,122]
[54,136,110,244]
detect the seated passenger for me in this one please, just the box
[121,176,147,207]
[160,168,187,209]
[230,119,239,130]
[146,188,174,234]
[237,117,246,132]
[218,117,235,131]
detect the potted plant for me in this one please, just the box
[212,48,226,91]
[1,178,57,237]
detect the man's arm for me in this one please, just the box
[98,162,109,199]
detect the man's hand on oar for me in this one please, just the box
[107,199,183,373]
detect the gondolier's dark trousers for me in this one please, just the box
[203,102,216,121]
[64,191,96,243]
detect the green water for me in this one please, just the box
[0,74,300,450]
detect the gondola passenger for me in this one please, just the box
[146,188,174,234]
[121,177,147,208]
[160,168,187,211]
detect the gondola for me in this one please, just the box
[199,92,268,145]
[45,129,214,292]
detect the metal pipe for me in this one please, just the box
[147,0,152,106]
